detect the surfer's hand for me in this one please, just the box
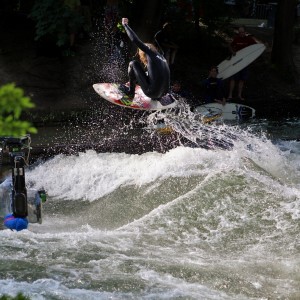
[122,18,128,26]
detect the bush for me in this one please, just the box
[0,84,37,137]
[30,0,84,47]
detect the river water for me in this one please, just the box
[0,109,299,299]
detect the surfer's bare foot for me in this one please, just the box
[238,96,245,101]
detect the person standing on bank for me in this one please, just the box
[119,18,171,104]
[227,25,261,101]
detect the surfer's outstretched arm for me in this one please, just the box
[121,18,151,54]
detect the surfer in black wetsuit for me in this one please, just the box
[120,18,171,103]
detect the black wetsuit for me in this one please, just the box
[123,24,170,99]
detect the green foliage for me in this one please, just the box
[117,22,125,33]
[0,84,37,137]
[0,293,30,300]
[30,0,84,47]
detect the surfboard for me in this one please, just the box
[217,43,266,80]
[194,102,255,121]
[93,83,178,111]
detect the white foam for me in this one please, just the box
[26,147,235,201]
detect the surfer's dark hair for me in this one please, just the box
[209,66,218,73]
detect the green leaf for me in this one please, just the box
[0,84,37,137]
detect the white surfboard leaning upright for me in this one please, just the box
[217,43,266,80]
[194,102,255,121]
[93,83,177,111]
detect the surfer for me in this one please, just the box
[227,25,261,101]
[203,66,226,105]
[119,18,172,105]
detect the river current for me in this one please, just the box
[0,109,299,299]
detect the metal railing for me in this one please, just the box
[251,4,276,19]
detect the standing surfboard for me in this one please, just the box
[93,83,178,111]
[194,102,255,121]
[217,44,266,80]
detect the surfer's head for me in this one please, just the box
[238,26,246,36]
[138,43,157,66]
[208,66,218,78]
[171,80,182,92]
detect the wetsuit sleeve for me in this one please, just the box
[123,24,153,56]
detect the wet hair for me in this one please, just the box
[138,43,158,66]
